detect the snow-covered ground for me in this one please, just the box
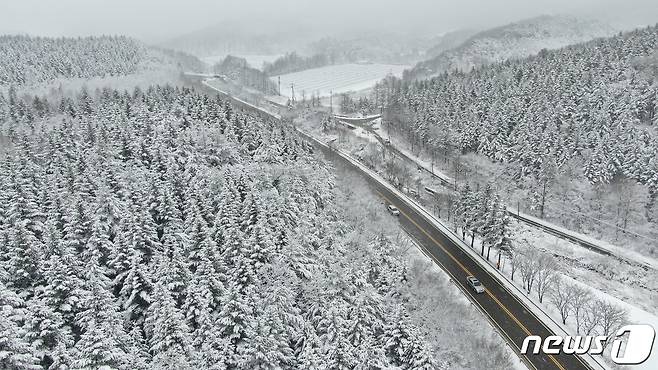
[263,94,289,107]
[7,68,184,98]
[480,226,658,369]
[331,143,525,370]
[273,63,409,98]
[372,120,453,182]
[566,277,658,370]
[511,224,658,316]
[201,54,282,69]
[305,111,658,369]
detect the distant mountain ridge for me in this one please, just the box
[407,15,617,80]
[160,20,313,58]
[424,29,479,59]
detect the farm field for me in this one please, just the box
[273,63,409,98]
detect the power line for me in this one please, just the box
[532,202,658,244]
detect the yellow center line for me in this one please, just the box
[487,290,531,336]
[378,190,568,370]
[404,231,540,370]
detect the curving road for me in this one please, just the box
[193,76,597,370]
[300,132,596,370]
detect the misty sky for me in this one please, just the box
[1,0,657,43]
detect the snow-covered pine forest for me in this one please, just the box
[0,36,146,85]
[378,24,658,254]
[0,85,439,369]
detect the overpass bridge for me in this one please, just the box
[333,114,381,126]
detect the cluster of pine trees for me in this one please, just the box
[452,184,512,261]
[263,52,330,76]
[381,25,658,207]
[0,35,145,85]
[340,94,376,115]
[213,56,278,95]
[0,84,438,369]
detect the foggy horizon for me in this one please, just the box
[2,1,658,369]
[1,0,657,45]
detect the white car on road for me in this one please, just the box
[466,276,485,294]
[387,204,400,216]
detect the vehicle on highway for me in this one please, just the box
[387,204,400,216]
[466,276,485,294]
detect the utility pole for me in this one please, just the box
[278,76,281,96]
[242,60,246,86]
[290,83,295,104]
[330,90,333,114]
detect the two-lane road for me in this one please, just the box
[193,79,597,370]
[313,142,595,370]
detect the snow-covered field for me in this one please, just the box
[201,54,282,69]
[273,63,409,98]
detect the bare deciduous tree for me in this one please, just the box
[519,251,538,294]
[535,253,559,303]
[398,163,413,190]
[550,277,576,324]
[384,157,398,182]
[508,248,523,281]
[608,179,646,239]
[571,285,592,335]
[361,143,381,169]
[598,300,627,347]
[581,301,602,336]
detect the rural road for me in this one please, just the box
[338,116,454,186]
[309,139,595,370]
[192,75,597,370]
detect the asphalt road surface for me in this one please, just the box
[313,143,594,370]
[195,78,596,370]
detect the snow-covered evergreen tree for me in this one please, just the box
[72,255,134,369]
[145,282,193,363]
[0,309,41,370]
[0,83,441,368]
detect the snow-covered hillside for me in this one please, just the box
[0,35,204,93]
[408,15,616,79]
[424,29,479,59]
[379,23,658,257]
